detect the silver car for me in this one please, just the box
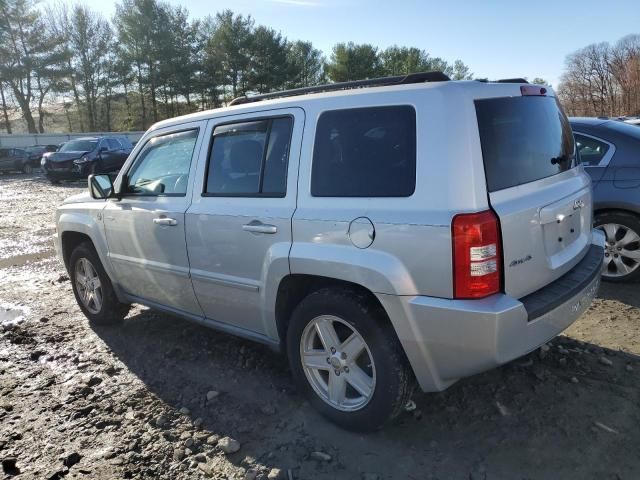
[55,74,604,431]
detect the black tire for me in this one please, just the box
[22,163,33,174]
[287,287,415,432]
[595,211,640,283]
[69,242,130,324]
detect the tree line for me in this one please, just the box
[558,34,640,117]
[0,0,473,134]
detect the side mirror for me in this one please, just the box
[89,174,114,199]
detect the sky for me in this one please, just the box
[46,0,640,88]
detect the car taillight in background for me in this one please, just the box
[452,210,502,299]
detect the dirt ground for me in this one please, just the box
[1,172,639,480]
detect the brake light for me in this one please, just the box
[452,210,502,299]
[520,85,547,96]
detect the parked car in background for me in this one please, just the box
[571,117,640,281]
[624,118,640,127]
[24,145,58,169]
[56,75,603,430]
[42,136,133,183]
[0,147,31,173]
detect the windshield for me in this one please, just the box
[59,140,98,152]
[475,96,576,192]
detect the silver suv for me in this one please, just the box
[55,73,604,431]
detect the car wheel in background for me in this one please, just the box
[22,163,33,174]
[287,287,415,432]
[595,211,640,282]
[69,242,130,325]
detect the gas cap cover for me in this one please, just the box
[348,217,375,249]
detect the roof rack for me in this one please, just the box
[229,71,450,106]
[474,78,530,84]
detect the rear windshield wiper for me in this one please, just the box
[550,155,569,165]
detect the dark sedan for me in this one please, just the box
[571,118,640,282]
[42,136,133,183]
[0,148,30,173]
[24,145,58,169]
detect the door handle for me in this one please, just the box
[153,217,177,226]
[242,221,277,234]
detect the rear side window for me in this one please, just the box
[575,134,610,166]
[311,106,416,197]
[475,96,576,192]
[205,117,293,196]
[107,138,122,150]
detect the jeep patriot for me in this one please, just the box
[55,72,604,431]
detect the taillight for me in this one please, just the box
[452,210,502,299]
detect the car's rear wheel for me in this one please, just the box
[595,211,640,282]
[69,242,130,324]
[22,163,33,174]
[287,287,414,431]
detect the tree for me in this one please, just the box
[286,41,324,88]
[247,26,289,93]
[325,42,382,82]
[205,10,254,100]
[0,0,67,133]
[530,77,549,85]
[0,82,12,133]
[69,5,112,131]
[450,60,473,80]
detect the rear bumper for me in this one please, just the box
[378,231,604,392]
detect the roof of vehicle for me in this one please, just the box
[150,76,541,133]
[569,117,610,127]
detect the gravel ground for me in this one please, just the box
[1,172,639,480]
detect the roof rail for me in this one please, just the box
[496,78,529,84]
[229,71,450,106]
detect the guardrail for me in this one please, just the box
[0,131,145,148]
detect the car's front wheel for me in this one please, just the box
[22,163,33,174]
[287,288,414,431]
[69,242,130,324]
[596,211,640,282]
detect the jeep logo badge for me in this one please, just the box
[573,199,585,210]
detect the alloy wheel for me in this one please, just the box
[75,257,103,314]
[300,315,376,412]
[598,223,640,278]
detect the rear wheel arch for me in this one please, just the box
[275,274,395,350]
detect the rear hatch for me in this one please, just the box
[475,91,592,299]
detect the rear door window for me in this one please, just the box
[575,134,610,166]
[311,106,416,197]
[475,96,576,192]
[107,138,122,150]
[205,116,293,197]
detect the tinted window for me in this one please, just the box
[60,140,98,152]
[205,117,293,196]
[107,138,122,150]
[475,96,576,192]
[311,106,416,197]
[575,134,610,166]
[126,129,198,196]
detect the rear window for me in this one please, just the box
[311,106,416,197]
[475,96,576,192]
